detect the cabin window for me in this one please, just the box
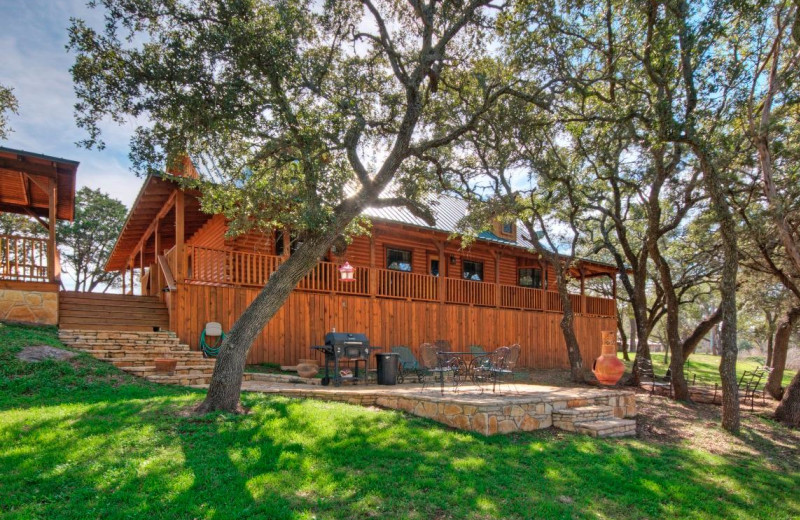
[275,230,285,256]
[429,258,440,277]
[519,268,542,288]
[462,260,484,281]
[502,222,513,234]
[275,230,303,256]
[387,248,412,272]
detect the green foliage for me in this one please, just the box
[0,213,45,237]
[0,323,797,519]
[57,187,128,292]
[68,0,511,244]
[0,83,17,141]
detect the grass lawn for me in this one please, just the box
[1,323,798,519]
[619,352,796,387]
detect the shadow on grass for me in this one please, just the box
[0,322,798,519]
[2,387,798,519]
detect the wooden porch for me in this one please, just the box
[143,245,616,317]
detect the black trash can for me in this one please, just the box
[376,353,400,385]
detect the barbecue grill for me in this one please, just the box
[312,332,376,386]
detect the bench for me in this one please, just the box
[638,357,696,397]
[713,366,770,410]
[637,357,672,396]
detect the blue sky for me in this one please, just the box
[0,0,140,207]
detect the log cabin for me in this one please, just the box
[102,166,619,369]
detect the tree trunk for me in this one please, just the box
[630,284,652,386]
[195,224,353,413]
[696,150,740,433]
[617,312,630,361]
[681,307,722,359]
[629,317,636,354]
[766,333,774,368]
[775,370,800,428]
[647,240,689,401]
[765,306,800,400]
[711,325,719,356]
[765,310,776,368]
[552,261,586,382]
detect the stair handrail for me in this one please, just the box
[158,253,177,292]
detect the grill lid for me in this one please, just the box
[324,332,369,346]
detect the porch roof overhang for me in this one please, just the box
[0,147,78,221]
[104,174,210,271]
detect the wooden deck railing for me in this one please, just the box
[298,261,371,296]
[168,246,615,316]
[500,285,544,310]
[376,268,439,301]
[0,235,49,282]
[446,277,496,307]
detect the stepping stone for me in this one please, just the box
[16,345,77,363]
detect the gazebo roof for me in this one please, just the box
[0,146,78,221]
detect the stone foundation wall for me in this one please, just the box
[0,288,58,325]
[244,384,638,436]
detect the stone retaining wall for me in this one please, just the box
[0,288,58,325]
[242,383,637,436]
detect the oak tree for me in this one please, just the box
[70,0,534,412]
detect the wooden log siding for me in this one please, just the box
[172,284,616,368]
[0,235,49,282]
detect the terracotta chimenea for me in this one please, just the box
[592,330,625,385]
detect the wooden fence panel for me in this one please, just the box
[174,284,615,369]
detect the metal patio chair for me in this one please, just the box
[420,342,465,394]
[391,345,424,383]
[489,344,521,394]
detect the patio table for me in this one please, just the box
[435,351,491,393]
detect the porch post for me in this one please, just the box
[154,218,161,257]
[494,251,501,308]
[436,241,446,304]
[175,190,185,281]
[47,177,57,282]
[139,244,145,296]
[579,264,586,315]
[282,230,290,258]
[369,233,377,298]
[611,272,617,317]
[121,269,126,294]
[129,259,134,294]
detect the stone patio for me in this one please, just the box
[239,380,637,437]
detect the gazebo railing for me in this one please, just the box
[0,235,49,282]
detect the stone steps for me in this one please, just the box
[110,358,215,368]
[246,371,321,386]
[58,328,217,387]
[553,404,635,438]
[574,418,637,438]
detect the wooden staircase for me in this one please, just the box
[59,292,170,332]
[58,329,219,386]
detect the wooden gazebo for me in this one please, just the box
[0,147,77,323]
